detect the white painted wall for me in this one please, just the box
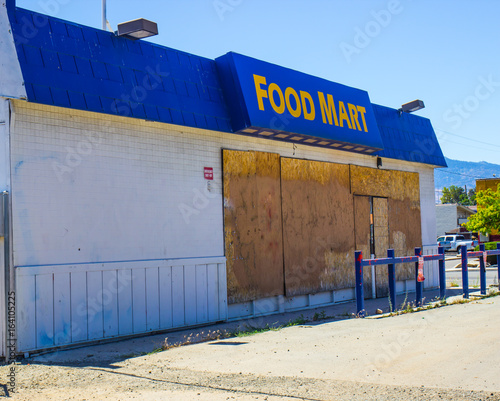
[0,4,26,100]
[436,204,458,237]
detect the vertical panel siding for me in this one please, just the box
[102,270,119,337]
[184,265,197,326]
[86,271,103,340]
[196,265,208,323]
[172,266,185,327]
[117,269,133,336]
[207,264,219,322]
[16,258,227,353]
[53,273,71,345]
[70,271,88,343]
[159,266,173,329]
[35,274,53,348]
[145,267,160,331]
[131,269,146,333]
[17,274,36,351]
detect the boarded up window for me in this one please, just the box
[222,150,284,304]
[281,158,355,296]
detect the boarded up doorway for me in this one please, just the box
[353,195,389,298]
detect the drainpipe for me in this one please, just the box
[2,191,12,362]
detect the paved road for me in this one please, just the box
[445,256,499,288]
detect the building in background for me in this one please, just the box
[0,1,446,356]
[435,204,476,237]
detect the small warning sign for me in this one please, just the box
[204,167,213,180]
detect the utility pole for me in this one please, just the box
[102,0,107,31]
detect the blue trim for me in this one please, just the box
[8,7,446,167]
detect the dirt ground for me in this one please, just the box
[2,292,500,400]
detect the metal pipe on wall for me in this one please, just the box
[2,192,12,362]
[102,0,107,31]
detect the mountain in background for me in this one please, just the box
[435,157,500,190]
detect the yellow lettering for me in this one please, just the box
[318,92,338,126]
[348,103,361,131]
[253,74,268,111]
[300,91,315,121]
[285,87,301,118]
[338,101,352,129]
[268,83,285,114]
[357,105,368,132]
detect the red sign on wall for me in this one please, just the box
[204,167,213,180]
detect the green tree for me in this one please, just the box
[441,185,465,204]
[465,184,500,234]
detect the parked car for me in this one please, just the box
[436,235,477,252]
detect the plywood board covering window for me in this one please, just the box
[222,150,284,304]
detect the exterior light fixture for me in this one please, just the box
[398,99,425,115]
[117,18,158,40]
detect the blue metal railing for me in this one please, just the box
[354,243,500,316]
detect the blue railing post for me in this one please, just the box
[355,251,365,317]
[497,243,500,289]
[461,245,469,299]
[438,246,446,299]
[387,249,396,312]
[479,243,487,295]
[415,247,423,306]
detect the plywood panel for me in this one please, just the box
[350,166,420,203]
[53,273,71,345]
[223,149,284,304]
[373,197,389,297]
[351,166,421,283]
[389,198,422,281]
[281,158,355,296]
[354,195,373,298]
[86,271,103,340]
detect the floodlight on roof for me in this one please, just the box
[398,99,425,115]
[117,18,158,40]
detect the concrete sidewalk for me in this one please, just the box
[31,287,472,365]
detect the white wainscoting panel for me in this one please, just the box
[16,257,227,353]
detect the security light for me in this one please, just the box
[117,18,158,40]
[398,99,425,114]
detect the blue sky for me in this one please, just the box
[16,0,500,165]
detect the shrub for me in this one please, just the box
[474,242,499,264]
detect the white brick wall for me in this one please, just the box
[10,100,438,267]
[435,204,458,237]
